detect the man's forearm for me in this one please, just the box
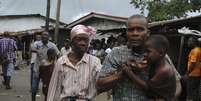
[31,48,38,53]
[97,72,122,93]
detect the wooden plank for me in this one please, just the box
[177,36,185,70]
[45,0,51,31]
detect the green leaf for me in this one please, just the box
[130,0,201,21]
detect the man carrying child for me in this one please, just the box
[97,15,181,101]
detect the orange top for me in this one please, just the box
[188,47,201,77]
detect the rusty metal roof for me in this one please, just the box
[66,12,128,28]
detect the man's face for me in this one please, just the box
[71,34,89,54]
[127,18,148,48]
[42,34,49,45]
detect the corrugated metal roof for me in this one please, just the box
[0,14,67,33]
[66,12,201,29]
[0,14,66,25]
[67,12,128,28]
[149,15,201,28]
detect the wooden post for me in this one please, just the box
[23,42,26,59]
[177,36,185,70]
[54,0,61,44]
[45,0,51,31]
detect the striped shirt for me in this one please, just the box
[0,38,17,62]
[47,53,102,101]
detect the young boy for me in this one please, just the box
[39,48,57,101]
[122,35,176,101]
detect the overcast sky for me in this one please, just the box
[0,0,143,23]
[0,0,200,24]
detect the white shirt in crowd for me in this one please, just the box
[105,48,112,54]
[60,47,72,56]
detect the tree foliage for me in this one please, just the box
[130,0,201,21]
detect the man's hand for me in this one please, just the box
[115,70,123,80]
[121,62,148,90]
[97,69,123,93]
[122,63,133,76]
[122,59,139,74]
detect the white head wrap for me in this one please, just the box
[70,25,96,40]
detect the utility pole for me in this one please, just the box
[45,0,51,31]
[177,36,185,70]
[54,0,61,43]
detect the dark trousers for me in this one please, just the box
[31,66,40,93]
[42,86,48,101]
[187,76,200,101]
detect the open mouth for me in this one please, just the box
[131,40,139,43]
[79,45,88,50]
[130,40,141,45]
[130,38,142,42]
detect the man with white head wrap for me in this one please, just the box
[47,25,102,101]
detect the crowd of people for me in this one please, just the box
[0,14,201,101]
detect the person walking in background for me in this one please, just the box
[0,32,17,89]
[30,34,42,95]
[30,32,60,101]
[14,36,23,70]
[186,36,201,101]
[94,40,105,63]
[60,39,71,56]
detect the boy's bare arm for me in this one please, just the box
[121,64,148,90]
[122,63,170,91]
